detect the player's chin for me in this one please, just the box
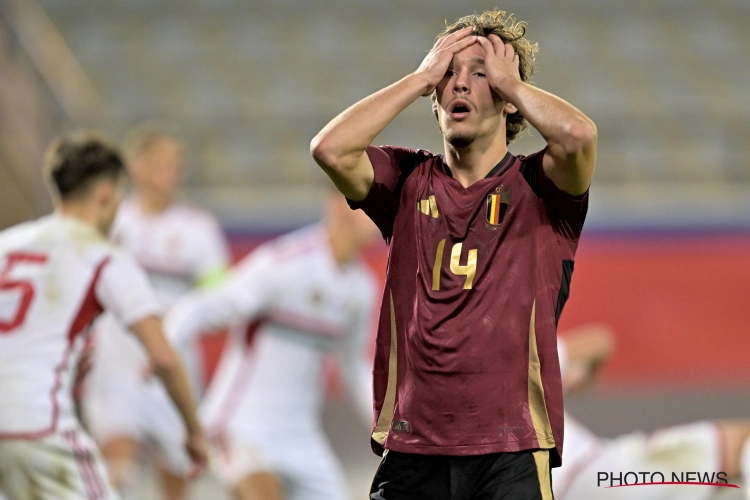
[444,129,476,149]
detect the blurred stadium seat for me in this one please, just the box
[17,0,750,230]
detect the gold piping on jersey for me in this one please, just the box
[372,289,399,445]
[532,449,554,500]
[528,300,555,448]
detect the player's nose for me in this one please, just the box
[453,70,470,93]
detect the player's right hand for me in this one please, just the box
[184,431,210,478]
[414,27,478,96]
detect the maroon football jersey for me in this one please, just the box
[350,145,589,467]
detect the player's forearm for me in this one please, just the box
[311,73,428,172]
[499,79,597,154]
[153,354,203,436]
[499,80,596,196]
[165,299,207,349]
[165,293,230,348]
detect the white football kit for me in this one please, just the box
[84,197,229,475]
[553,340,723,500]
[166,225,377,500]
[0,215,161,500]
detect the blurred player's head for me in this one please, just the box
[123,122,183,205]
[44,133,127,234]
[325,189,379,263]
[431,10,538,147]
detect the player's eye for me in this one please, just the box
[475,72,486,78]
[445,70,456,77]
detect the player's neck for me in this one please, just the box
[443,135,508,188]
[56,204,103,235]
[136,190,172,214]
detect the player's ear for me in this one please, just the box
[95,177,122,207]
[432,102,438,121]
[503,101,518,115]
[91,177,112,202]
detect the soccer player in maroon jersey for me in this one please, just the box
[311,9,596,500]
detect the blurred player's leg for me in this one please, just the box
[717,421,750,478]
[159,466,186,500]
[269,430,348,500]
[233,471,284,500]
[100,436,139,494]
[560,421,721,500]
[741,435,750,500]
[716,421,750,499]
[0,427,119,500]
[209,431,283,500]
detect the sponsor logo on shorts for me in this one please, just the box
[391,421,410,433]
[596,471,739,490]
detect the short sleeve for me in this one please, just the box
[95,251,161,327]
[347,145,427,241]
[521,148,589,240]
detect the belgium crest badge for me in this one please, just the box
[486,185,510,227]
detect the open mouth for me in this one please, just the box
[449,101,471,119]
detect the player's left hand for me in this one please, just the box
[184,431,210,478]
[476,34,522,98]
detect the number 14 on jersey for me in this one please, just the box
[432,240,477,291]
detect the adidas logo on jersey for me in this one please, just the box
[417,195,439,219]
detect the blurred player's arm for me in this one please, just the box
[96,252,208,472]
[165,250,275,347]
[476,35,596,196]
[558,323,615,393]
[311,28,479,201]
[128,315,206,470]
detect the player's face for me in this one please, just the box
[434,42,505,148]
[135,138,183,199]
[98,175,127,235]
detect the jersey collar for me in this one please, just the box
[441,151,514,179]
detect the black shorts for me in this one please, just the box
[369,449,553,500]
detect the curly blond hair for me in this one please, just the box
[433,10,539,144]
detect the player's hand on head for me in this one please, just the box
[476,34,522,93]
[184,431,210,478]
[415,26,478,97]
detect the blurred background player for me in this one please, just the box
[83,123,230,499]
[165,190,380,500]
[555,324,750,500]
[0,133,207,499]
